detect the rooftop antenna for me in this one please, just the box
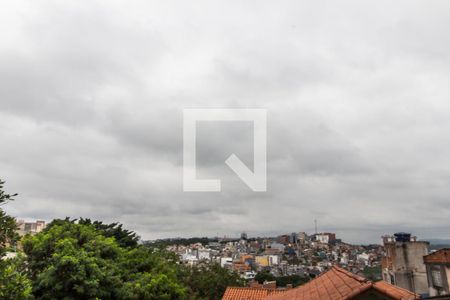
[315,219,318,235]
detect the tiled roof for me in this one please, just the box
[222,287,286,300]
[263,266,419,300]
[424,248,450,264]
[372,280,419,300]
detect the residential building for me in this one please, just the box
[221,257,233,268]
[181,252,198,266]
[268,242,285,252]
[198,249,211,261]
[357,252,371,266]
[297,232,308,243]
[223,266,419,300]
[424,248,450,297]
[315,233,336,244]
[17,219,46,236]
[381,232,429,295]
[277,235,290,245]
[255,255,270,267]
[242,271,257,280]
[232,261,251,273]
[268,255,279,266]
[340,252,349,265]
[290,233,297,244]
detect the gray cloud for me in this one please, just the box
[1,0,450,244]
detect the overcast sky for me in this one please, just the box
[1,1,450,244]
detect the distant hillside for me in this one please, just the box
[143,237,219,248]
[422,239,450,250]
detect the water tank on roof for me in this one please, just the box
[394,232,411,242]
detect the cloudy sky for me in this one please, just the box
[1,0,450,244]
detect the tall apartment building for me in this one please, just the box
[381,232,429,296]
[17,219,46,236]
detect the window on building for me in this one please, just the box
[389,274,395,285]
[431,267,443,288]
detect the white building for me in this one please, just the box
[181,253,198,266]
[242,271,257,280]
[316,234,330,244]
[357,253,370,266]
[340,253,349,265]
[221,257,233,268]
[17,219,46,236]
[198,249,211,261]
[268,255,279,266]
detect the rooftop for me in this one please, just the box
[424,248,450,264]
[222,287,286,300]
[232,266,419,300]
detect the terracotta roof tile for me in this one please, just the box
[262,266,419,300]
[373,281,419,300]
[424,248,450,264]
[222,287,286,300]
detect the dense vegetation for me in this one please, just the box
[0,179,33,299]
[254,270,309,287]
[362,266,382,281]
[0,179,244,299]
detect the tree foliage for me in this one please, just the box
[181,262,245,300]
[44,217,140,248]
[23,220,185,299]
[0,180,19,255]
[255,270,309,287]
[0,255,34,300]
[0,179,243,299]
[254,269,276,283]
[0,179,33,299]
[78,218,140,248]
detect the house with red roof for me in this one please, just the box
[423,248,450,297]
[223,266,419,300]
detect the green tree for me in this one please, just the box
[275,275,309,287]
[0,179,33,299]
[45,218,140,248]
[0,179,243,300]
[362,266,382,281]
[23,219,185,299]
[182,262,244,300]
[254,270,275,284]
[0,179,19,254]
[255,270,309,288]
[0,255,34,300]
[79,218,140,248]
[119,273,185,300]
[23,221,123,299]
[122,247,186,299]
